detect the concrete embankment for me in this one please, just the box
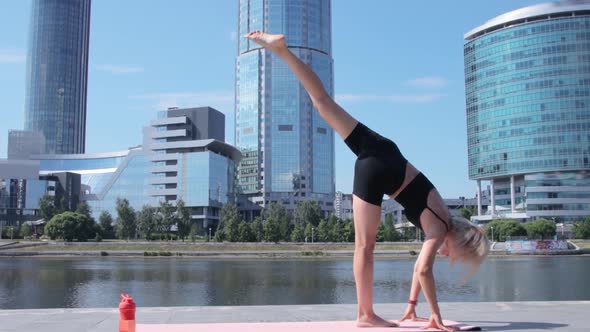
[1,301,588,332]
[0,240,587,257]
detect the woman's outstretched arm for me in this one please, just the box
[415,238,458,332]
[400,260,428,322]
[245,31,357,140]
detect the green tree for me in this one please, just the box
[98,211,115,239]
[116,198,136,240]
[75,201,92,219]
[158,201,176,240]
[486,219,527,242]
[189,224,198,242]
[382,214,400,242]
[265,202,289,226]
[342,218,355,242]
[294,200,321,226]
[316,218,330,242]
[326,214,339,242]
[264,217,281,243]
[279,214,291,242]
[238,220,255,242]
[290,222,305,242]
[459,207,474,220]
[376,222,386,242]
[251,217,264,242]
[401,226,416,242]
[19,224,32,238]
[38,194,58,222]
[220,203,240,242]
[573,217,590,239]
[5,226,16,240]
[137,205,157,240]
[304,223,314,242]
[524,218,556,240]
[44,211,95,242]
[58,196,70,213]
[176,199,192,242]
[214,224,226,242]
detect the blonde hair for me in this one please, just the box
[447,216,490,276]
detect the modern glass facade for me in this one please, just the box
[0,159,80,225]
[464,1,590,222]
[25,0,91,154]
[147,107,240,229]
[83,151,157,220]
[178,152,235,207]
[35,147,238,227]
[32,150,137,219]
[236,0,335,215]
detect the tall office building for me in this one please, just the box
[464,0,590,223]
[24,0,91,154]
[236,0,335,217]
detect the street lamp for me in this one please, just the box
[208,227,211,242]
[312,227,314,244]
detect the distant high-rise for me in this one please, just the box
[24,0,91,154]
[235,0,335,216]
[464,0,590,223]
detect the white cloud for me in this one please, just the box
[405,76,448,88]
[131,91,235,114]
[336,93,446,103]
[0,49,25,63]
[96,64,144,74]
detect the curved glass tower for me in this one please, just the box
[236,0,335,216]
[25,0,91,154]
[464,0,590,222]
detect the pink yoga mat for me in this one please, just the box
[138,319,481,331]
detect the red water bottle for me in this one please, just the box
[119,293,136,332]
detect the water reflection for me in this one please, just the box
[0,256,589,309]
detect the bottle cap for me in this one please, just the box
[119,293,136,320]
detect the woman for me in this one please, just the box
[245,31,489,331]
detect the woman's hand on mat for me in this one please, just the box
[422,313,458,331]
[400,305,428,322]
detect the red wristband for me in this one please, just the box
[408,299,418,306]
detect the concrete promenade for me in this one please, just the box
[1,301,588,332]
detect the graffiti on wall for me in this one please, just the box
[506,240,568,251]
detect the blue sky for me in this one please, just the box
[0,0,545,198]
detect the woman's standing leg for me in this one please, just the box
[353,195,397,327]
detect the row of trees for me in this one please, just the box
[483,217,590,241]
[114,198,193,241]
[213,201,421,243]
[459,207,590,240]
[30,194,590,242]
[38,195,193,242]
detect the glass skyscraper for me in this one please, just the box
[236,0,335,216]
[24,0,91,154]
[464,0,590,223]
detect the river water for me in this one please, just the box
[1,256,588,309]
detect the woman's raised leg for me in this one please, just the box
[245,31,358,140]
[353,195,397,328]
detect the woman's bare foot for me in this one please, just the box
[357,313,398,328]
[244,31,287,54]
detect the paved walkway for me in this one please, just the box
[1,301,588,332]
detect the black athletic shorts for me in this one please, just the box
[344,122,408,206]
